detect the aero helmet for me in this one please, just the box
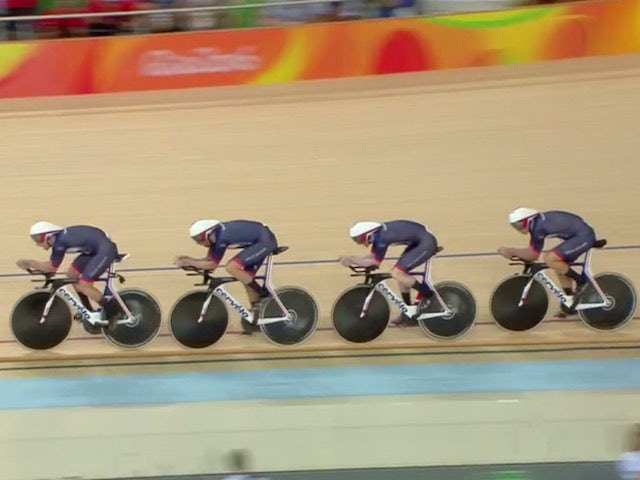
[189,219,221,242]
[349,221,382,245]
[29,221,63,243]
[507,207,539,232]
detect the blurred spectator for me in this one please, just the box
[393,0,417,16]
[222,449,269,480]
[0,0,580,39]
[259,0,310,25]
[217,0,264,29]
[37,0,88,38]
[420,0,527,15]
[85,0,154,35]
[259,0,365,25]
[173,0,221,31]
[376,0,398,17]
[617,423,640,480]
[146,0,178,31]
[3,0,37,39]
[307,0,360,21]
[370,0,420,18]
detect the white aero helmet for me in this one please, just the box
[189,219,221,242]
[29,221,63,243]
[508,207,539,231]
[349,221,382,244]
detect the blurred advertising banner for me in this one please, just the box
[0,0,638,98]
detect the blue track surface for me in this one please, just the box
[1,357,640,410]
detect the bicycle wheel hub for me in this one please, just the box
[122,313,141,328]
[284,309,298,325]
[602,295,615,311]
[441,307,456,320]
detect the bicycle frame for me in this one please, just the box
[517,249,612,310]
[195,252,292,325]
[51,285,94,324]
[360,258,451,320]
[38,255,136,327]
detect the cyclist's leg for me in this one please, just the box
[393,236,438,300]
[546,251,573,291]
[544,231,595,317]
[391,237,437,326]
[227,247,269,301]
[228,255,264,301]
[226,229,277,303]
[391,245,421,305]
[544,231,595,294]
[228,257,265,334]
[227,239,276,333]
[69,255,94,310]
[76,247,117,306]
[68,256,87,280]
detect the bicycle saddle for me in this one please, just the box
[593,239,607,249]
[115,253,129,262]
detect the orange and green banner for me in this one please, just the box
[1,0,639,98]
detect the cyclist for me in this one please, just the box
[175,219,278,333]
[339,219,438,327]
[498,207,597,316]
[16,221,120,327]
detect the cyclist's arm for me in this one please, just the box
[174,241,225,270]
[16,241,64,272]
[16,259,57,272]
[175,255,218,271]
[48,243,66,270]
[498,246,539,261]
[340,253,379,267]
[189,258,219,270]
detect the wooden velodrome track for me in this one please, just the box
[1,53,640,365]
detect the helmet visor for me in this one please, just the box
[31,233,48,243]
[192,229,215,243]
[510,219,529,232]
[352,232,374,245]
